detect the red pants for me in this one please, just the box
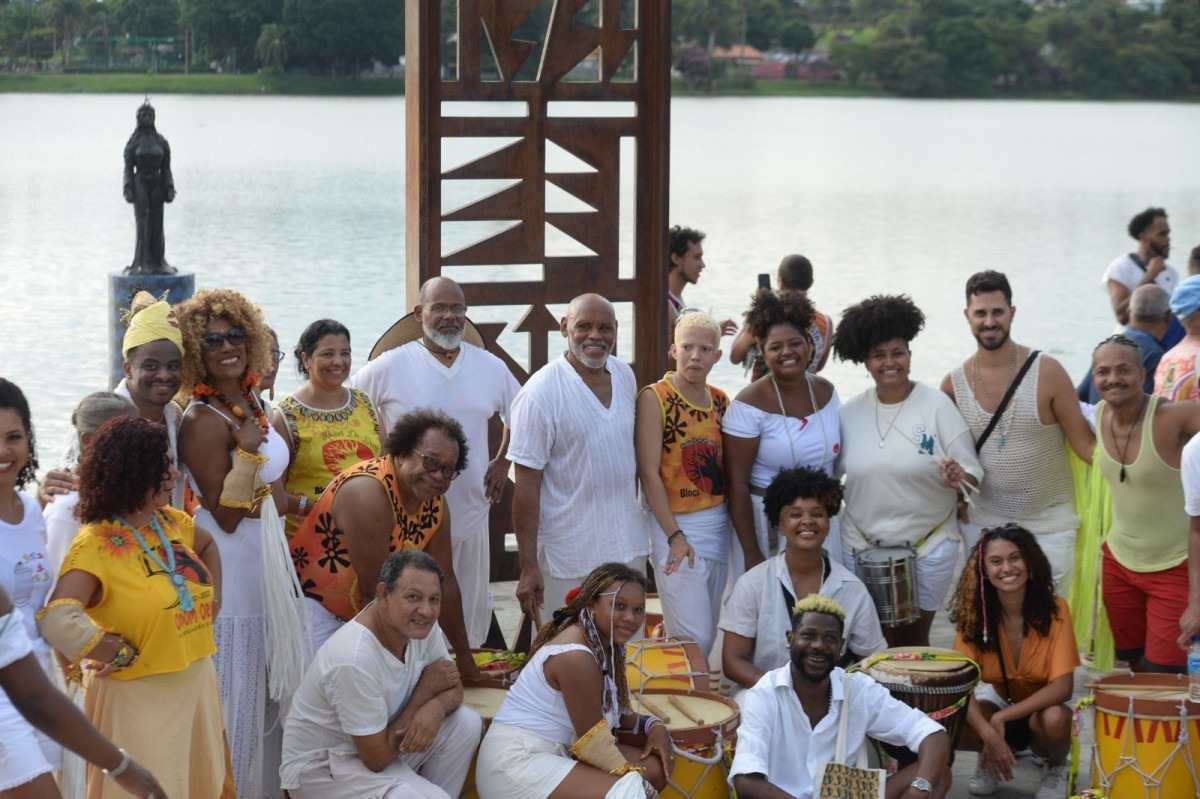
[1101,544,1189,667]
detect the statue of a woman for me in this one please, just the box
[124,101,176,274]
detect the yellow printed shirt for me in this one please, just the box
[278,388,382,537]
[59,507,216,680]
[643,375,729,514]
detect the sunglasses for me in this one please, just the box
[270,349,285,364]
[202,327,248,350]
[416,451,461,479]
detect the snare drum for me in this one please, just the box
[1091,673,1200,798]
[627,638,711,693]
[646,594,665,638]
[854,547,919,626]
[459,686,509,799]
[856,647,978,757]
[629,690,739,799]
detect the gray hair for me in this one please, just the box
[72,392,136,440]
[1130,285,1170,321]
[379,550,443,591]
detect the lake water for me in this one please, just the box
[2,93,1199,462]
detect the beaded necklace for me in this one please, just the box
[118,511,194,612]
[193,372,268,433]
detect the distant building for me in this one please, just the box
[711,44,764,65]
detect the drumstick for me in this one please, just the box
[1082,682,1184,691]
[638,696,672,723]
[668,695,704,725]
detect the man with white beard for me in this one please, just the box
[349,277,519,647]
[509,294,649,617]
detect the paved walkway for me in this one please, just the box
[487,571,1101,798]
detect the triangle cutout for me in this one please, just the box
[544,180,596,213]
[545,140,597,173]
[544,221,598,257]
[442,137,522,175]
[480,27,502,82]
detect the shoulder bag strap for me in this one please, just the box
[974,350,1041,453]
[834,672,851,764]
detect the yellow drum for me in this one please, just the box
[626,638,711,693]
[458,686,509,799]
[629,689,738,799]
[646,593,665,638]
[1091,673,1200,799]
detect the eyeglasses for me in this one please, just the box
[415,451,461,479]
[270,349,285,364]
[428,303,468,317]
[201,327,248,350]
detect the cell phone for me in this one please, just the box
[757,273,771,290]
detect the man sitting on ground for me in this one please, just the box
[280,550,483,799]
[729,595,950,799]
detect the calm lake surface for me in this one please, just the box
[2,93,1199,461]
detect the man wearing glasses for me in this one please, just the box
[289,409,485,682]
[349,277,520,649]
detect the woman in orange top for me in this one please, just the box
[949,524,1078,798]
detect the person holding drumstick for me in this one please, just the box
[948,524,1078,798]
[833,295,982,647]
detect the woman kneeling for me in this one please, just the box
[476,563,669,798]
[949,524,1077,799]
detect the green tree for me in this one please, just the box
[255,20,286,72]
[283,0,401,75]
[671,0,738,50]
[109,0,180,37]
[179,0,281,71]
[779,17,815,54]
[45,0,85,67]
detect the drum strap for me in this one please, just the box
[996,637,1014,704]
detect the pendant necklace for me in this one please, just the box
[119,512,194,612]
[873,383,914,448]
[1109,396,1147,483]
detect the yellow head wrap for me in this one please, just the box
[121,291,184,359]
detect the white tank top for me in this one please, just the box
[188,403,289,496]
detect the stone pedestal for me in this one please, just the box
[108,272,195,389]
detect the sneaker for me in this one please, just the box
[1035,763,1067,799]
[968,766,998,796]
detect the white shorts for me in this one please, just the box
[0,696,58,791]
[475,722,575,799]
[842,535,959,614]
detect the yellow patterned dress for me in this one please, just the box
[277,388,382,536]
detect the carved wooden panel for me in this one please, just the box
[405,0,671,387]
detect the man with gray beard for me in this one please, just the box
[349,277,519,647]
[508,294,649,617]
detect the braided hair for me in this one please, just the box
[948,524,1058,651]
[531,562,648,715]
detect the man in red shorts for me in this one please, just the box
[1092,333,1200,671]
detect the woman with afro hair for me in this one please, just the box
[832,294,982,647]
[176,288,293,799]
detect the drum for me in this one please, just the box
[469,649,526,683]
[854,547,919,626]
[627,638,711,693]
[856,647,978,758]
[459,686,509,799]
[1091,673,1200,798]
[629,689,739,799]
[646,593,665,638]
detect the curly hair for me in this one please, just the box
[531,562,648,715]
[764,466,843,524]
[0,378,38,489]
[76,416,172,524]
[743,290,815,343]
[175,289,272,392]
[668,225,705,264]
[384,410,469,474]
[294,318,351,378]
[947,524,1058,651]
[832,295,925,364]
[1128,207,1166,240]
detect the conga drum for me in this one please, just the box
[629,689,739,799]
[1090,673,1200,798]
[855,647,978,759]
[627,638,711,693]
[645,593,666,638]
[458,686,509,799]
[853,547,919,626]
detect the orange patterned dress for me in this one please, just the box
[289,456,444,621]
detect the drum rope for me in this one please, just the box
[1091,692,1198,795]
[663,725,730,796]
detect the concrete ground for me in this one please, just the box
[488,579,1100,798]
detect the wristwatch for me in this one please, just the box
[909,777,932,793]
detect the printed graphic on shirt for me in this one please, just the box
[681,437,725,497]
[12,551,50,606]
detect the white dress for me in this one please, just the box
[191,406,290,799]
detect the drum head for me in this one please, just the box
[862,647,979,687]
[462,687,509,722]
[1092,673,1200,717]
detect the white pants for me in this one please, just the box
[308,597,344,654]
[960,523,1076,596]
[290,705,482,799]
[538,551,648,622]
[649,545,726,657]
[453,532,493,648]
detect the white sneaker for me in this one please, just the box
[1035,763,1067,799]
[968,766,998,796]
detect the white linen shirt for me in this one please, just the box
[728,665,944,799]
[507,354,648,578]
[719,551,886,676]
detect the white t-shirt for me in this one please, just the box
[280,617,451,789]
[719,551,885,677]
[728,665,944,799]
[837,383,983,552]
[721,390,841,488]
[42,490,80,576]
[349,341,520,542]
[507,355,648,578]
[1182,434,1200,516]
[0,491,52,656]
[1102,253,1179,295]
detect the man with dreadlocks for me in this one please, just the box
[730,595,950,799]
[949,524,1078,798]
[1091,334,1200,674]
[475,563,669,798]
